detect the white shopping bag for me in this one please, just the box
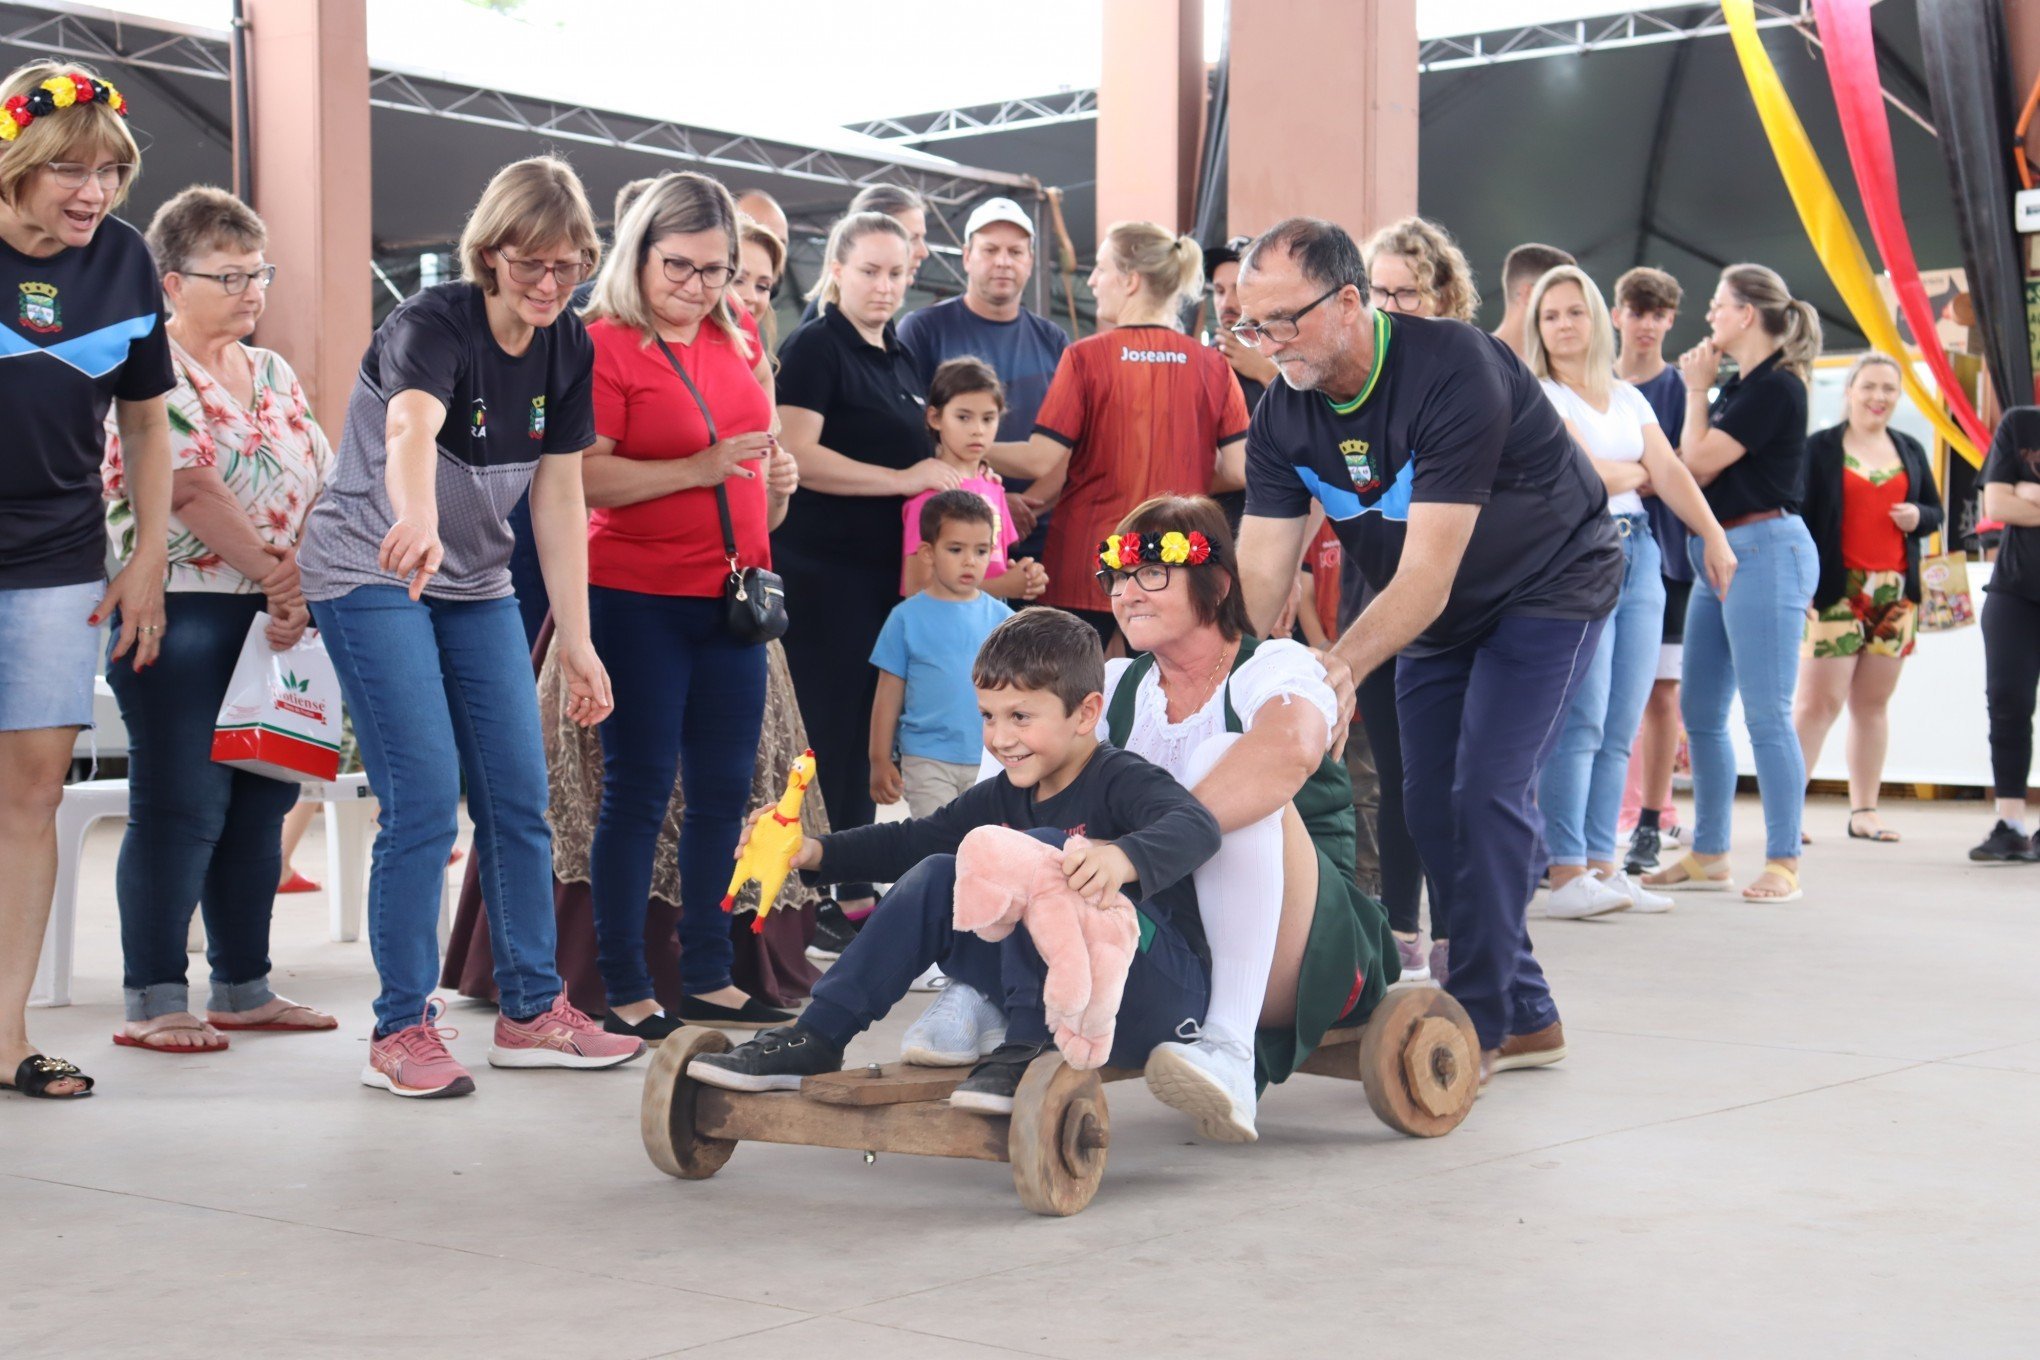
[212,614,344,781]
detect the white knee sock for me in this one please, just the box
[1183,733,1284,1049]
[1191,807,1285,1048]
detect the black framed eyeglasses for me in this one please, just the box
[1369,283,1424,311]
[1230,285,1343,349]
[179,264,278,295]
[498,251,592,287]
[656,251,735,289]
[1095,563,1173,597]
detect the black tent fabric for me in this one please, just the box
[1920,0,2035,407]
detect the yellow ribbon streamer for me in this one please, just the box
[1723,0,1982,466]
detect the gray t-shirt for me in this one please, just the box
[300,283,595,602]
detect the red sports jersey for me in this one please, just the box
[1033,325,1249,611]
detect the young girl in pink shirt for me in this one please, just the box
[901,357,1047,600]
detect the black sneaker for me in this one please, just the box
[686,1025,844,1092]
[949,1040,1050,1115]
[603,1010,686,1044]
[1624,824,1662,876]
[805,899,862,962]
[1969,821,2039,864]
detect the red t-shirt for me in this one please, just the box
[1033,326,1249,611]
[586,310,772,596]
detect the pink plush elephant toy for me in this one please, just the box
[952,825,1140,1071]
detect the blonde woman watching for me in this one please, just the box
[1526,265,1733,920]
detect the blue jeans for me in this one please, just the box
[800,828,1209,1067]
[588,587,768,1002]
[1398,613,1607,1050]
[1538,518,1666,865]
[310,586,563,1034]
[1681,514,1817,860]
[106,593,300,1020]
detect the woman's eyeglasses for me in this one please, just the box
[656,252,735,289]
[179,264,278,295]
[44,162,134,192]
[497,251,592,287]
[1095,563,1173,597]
[1369,283,1424,310]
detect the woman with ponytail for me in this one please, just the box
[1644,263,1820,903]
[991,221,1250,647]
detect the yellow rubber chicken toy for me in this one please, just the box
[721,749,817,934]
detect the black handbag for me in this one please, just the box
[656,337,788,643]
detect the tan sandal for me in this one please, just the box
[1742,861,1803,903]
[1644,852,1735,892]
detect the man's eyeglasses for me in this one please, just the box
[656,252,735,289]
[1370,283,1424,311]
[179,264,278,295]
[45,162,134,192]
[1095,563,1173,597]
[1230,285,1343,349]
[498,251,592,288]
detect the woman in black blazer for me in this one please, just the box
[1792,354,1944,841]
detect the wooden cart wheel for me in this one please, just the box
[641,1026,738,1179]
[1009,1053,1111,1216]
[1357,987,1479,1138]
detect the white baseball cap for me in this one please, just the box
[964,197,1034,241]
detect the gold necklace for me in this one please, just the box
[1160,640,1235,719]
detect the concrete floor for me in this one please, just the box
[6,793,2039,1359]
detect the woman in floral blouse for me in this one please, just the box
[100,186,336,1052]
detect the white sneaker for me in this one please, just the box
[908,962,949,992]
[1605,870,1673,914]
[900,981,1005,1066]
[1144,1025,1258,1143]
[1544,870,1633,920]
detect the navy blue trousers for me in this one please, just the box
[1396,613,1607,1050]
[801,828,1209,1066]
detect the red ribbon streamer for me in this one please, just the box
[1812,0,1990,452]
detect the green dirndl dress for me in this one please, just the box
[1106,636,1400,1091]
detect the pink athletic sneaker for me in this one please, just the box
[362,999,475,1099]
[488,994,645,1069]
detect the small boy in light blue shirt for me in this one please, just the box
[870,491,1013,816]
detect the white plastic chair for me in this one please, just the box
[29,778,131,1008]
[294,773,454,948]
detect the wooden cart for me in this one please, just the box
[641,985,1480,1216]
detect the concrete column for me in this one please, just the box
[247,0,372,423]
[1227,0,1418,246]
[1096,0,1204,233]
[2007,0,2040,108]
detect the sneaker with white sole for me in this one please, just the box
[1392,931,1432,985]
[362,999,474,1099]
[1605,869,1673,914]
[1544,870,1632,920]
[907,962,949,993]
[1144,1024,1258,1143]
[488,994,646,1069]
[901,981,1006,1066]
[1623,824,1662,876]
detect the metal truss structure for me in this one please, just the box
[0,0,1032,205]
[1416,3,1806,72]
[849,89,1097,144]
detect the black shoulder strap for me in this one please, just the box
[1105,654,1155,745]
[656,336,739,568]
[1219,634,1261,733]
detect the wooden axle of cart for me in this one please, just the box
[642,985,1479,1217]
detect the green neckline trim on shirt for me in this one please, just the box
[1323,309,1392,415]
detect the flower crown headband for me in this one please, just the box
[1098,530,1213,571]
[1,73,130,143]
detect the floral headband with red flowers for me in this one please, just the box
[1098,530,1213,571]
[0,73,129,143]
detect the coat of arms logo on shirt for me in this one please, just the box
[1340,437,1378,492]
[469,398,488,443]
[528,395,546,439]
[17,281,60,334]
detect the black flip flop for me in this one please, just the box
[2,1054,95,1099]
